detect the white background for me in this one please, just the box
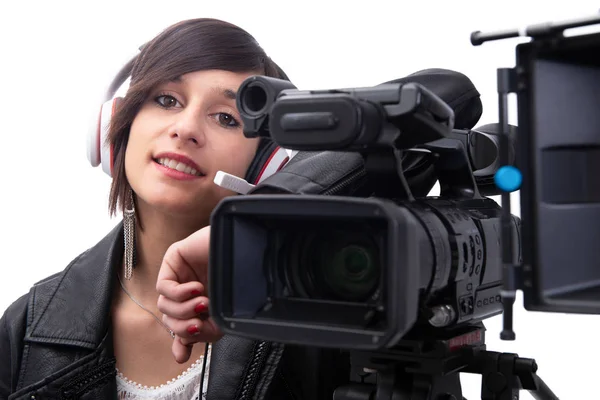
[1,1,599,399]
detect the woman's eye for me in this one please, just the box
[155,95,180,108]
[216,113,240,128]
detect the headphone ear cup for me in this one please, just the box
[253,146,291,185]
[87,103,104,168]
[87,97,122,177]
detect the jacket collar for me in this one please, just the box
[24,222,123,349]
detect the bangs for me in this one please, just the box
[129,19,272,93]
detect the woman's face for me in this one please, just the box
[125,69,260,221]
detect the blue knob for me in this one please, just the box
[494,166,522,192]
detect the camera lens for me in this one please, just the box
[318,243,378,301]
[285,230,381,302]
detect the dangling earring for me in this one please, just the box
[123,188,136,280]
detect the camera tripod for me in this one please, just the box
[333,323,558,400]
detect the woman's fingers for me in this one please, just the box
[178,318,222,345]
[170,319,221,364]
[156,280,205,303]
[172,336,194,364]
[157,294,209,320]
[162,313,223,343]
[157,226,210,291]
[156,226,217,363]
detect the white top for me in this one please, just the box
[116,345,211,400]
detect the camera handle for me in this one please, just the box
[332,324,558,400]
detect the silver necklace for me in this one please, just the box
[117,273,176,339]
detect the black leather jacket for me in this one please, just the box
[0,222,349,399]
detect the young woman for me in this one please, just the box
[0,18,349,400]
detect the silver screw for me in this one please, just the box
[429,304,456,327]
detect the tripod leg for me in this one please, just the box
[528,374,560,400]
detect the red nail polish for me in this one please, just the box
[195,303,208,314]
[191,289,202,297]
[187,325,199,335]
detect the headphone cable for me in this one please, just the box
[198,342,210,399]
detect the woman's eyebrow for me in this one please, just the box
[212,86,237,101]
[158,78,237,101]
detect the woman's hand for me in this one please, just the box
[156,226,223,363]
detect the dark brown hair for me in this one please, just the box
[107,18,285,218]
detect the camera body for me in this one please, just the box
[209,74,521,351]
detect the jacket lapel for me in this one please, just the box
[24,222,123,349]
[10,332,118,400]
[207,336,258,398]
[207,336,285,400]
[12,223,123,398]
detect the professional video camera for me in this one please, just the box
[208,76,544,399]
[207,12,600,400]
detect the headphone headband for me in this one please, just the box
[104,55,137,102]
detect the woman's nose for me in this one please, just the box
[169,111,206,146]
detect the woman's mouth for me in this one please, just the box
[153,158,205,177]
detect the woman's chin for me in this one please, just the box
[142,194,216,222]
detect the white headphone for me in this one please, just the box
[86,53,136,177]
